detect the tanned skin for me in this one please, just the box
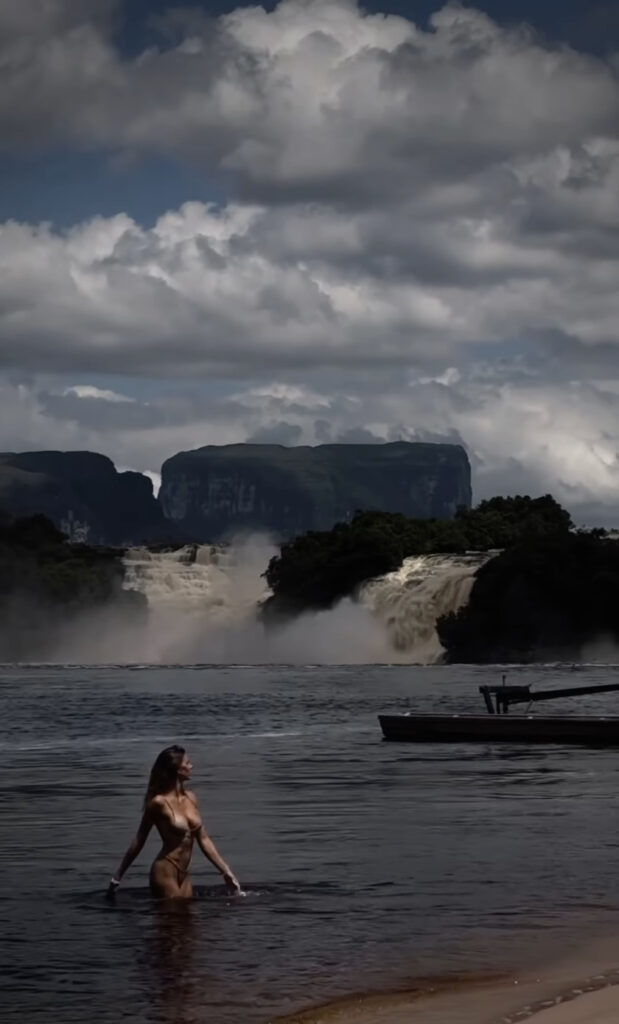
[108,753,242,899]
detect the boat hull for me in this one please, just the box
[378,713,619,745]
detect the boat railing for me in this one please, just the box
[479,680,619,715]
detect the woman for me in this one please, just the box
[108,745,242,899]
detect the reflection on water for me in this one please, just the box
[2,664,619,1023]
[143,902,201,1024]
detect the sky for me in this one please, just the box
[1,0,619,524]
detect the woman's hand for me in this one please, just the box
[105,878,121,901]
[223,870,244,895]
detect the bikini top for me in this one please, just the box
[162,797,201,840]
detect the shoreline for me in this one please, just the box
[274,955,619,1024]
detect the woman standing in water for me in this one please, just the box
[108,745,242,899]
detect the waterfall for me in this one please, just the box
[360,552,496,663]
[118,543,495,664]
[118,539,274,662]
[123,542,271,617]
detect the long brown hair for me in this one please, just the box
[144,745,186,808]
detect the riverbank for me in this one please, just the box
[276,947,619,1024]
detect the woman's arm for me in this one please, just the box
[186,792,241,893]
[107,808,153,895]
[196,825,241,890]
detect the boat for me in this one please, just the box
[378,679,619,745]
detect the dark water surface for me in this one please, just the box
[2,664,619,1023]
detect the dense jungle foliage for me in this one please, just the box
[264,493,619,661]
[437,531,619,663]
[263,494,574,619]
[0,514,145,660]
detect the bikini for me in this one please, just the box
[159,797,201,884]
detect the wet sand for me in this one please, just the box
[275,981,619,1024]
[275,943,619,1024]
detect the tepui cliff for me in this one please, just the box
[158,441,472,541]
[0,451,165,545]
[0,442,471,544]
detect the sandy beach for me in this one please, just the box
[528,986,619,1023]
[276,982,619,1024]
[276,950,619,1024]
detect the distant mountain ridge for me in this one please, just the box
[0,442,472,544]
[0,451,165,545]
[160,441,471,541]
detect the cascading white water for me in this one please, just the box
[118,544,495,664]
[118,539,274,662]
[360,552,496,663]
[123,544,265,619]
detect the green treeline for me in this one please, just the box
[437,531,619,663]
[3,496,617,664]
[264,494,619,661]
[263,494,573,619]
[0,514,145,660]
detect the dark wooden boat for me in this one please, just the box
[379,680,619,745]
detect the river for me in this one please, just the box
[2,663,619,1023]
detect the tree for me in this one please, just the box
[263,495,574,620]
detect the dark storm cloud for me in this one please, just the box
[247,420,304,444]
[38,389,163,431]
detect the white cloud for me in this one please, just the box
[239,383,332,408]
[1,4,618,378]
[64,385,134,403]
[1,181,619,377]
[1,1,619,523]
[2,1,618,195]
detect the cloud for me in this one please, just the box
[64,384,134,402]
[1,4,618,380]
[1,1,619,524]
[247,421,304,445]
[335,427,385,444]
[0,0,117,37]
[2,181,619,379]
[2,2,618,197]
[0,0,122,150]
[39,388,160,432]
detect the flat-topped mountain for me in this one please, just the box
[0,451,165,545]
[159,441,472,541]
[0,443,471,544]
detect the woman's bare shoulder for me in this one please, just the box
[145,795,166,815]
[184,789,200,807]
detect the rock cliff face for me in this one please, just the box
[0,451,166,545]
[0,443,472,545]
[159,441,472,541]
